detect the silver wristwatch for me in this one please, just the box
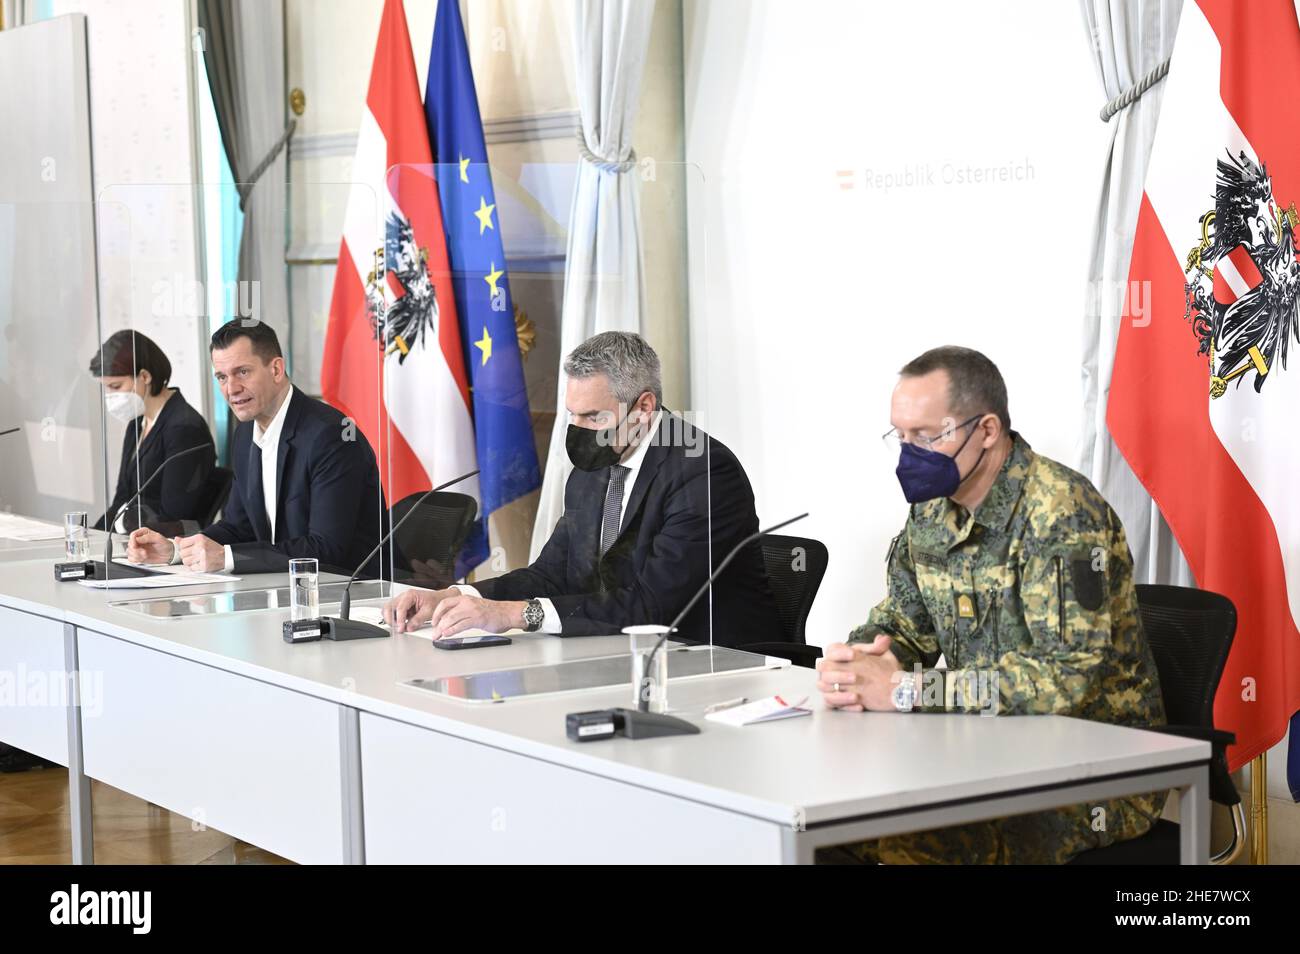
[891,673,918,712]
[522,598,544,632]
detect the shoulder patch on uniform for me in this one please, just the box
[1070,558,1105,612]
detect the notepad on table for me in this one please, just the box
[704,694,811,727]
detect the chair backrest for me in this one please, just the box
[200,467,235,526]
[1135,583,1236,731]
[759,534,829,644]
[1136,583,1240,808]
[386,491,478,587]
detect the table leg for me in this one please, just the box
[63,623,93,865]
[1179,764,1211,865]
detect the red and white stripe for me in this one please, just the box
[1212,245,1263,306]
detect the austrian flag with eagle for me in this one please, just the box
[321,0,479,514]
[1108,0,1300,770]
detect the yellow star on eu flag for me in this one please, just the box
[483,262,504,299]
[459,154,470,183]
[475,326,493,365]
[474,196,496,235]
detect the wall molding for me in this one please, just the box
[288,131,358,161]
[286,242,565,273]
[285,242,341,264]
[483,110,579,145]
[289,109,579,160]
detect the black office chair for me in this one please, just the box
[140,466,234,537]
[738,534,828,668]
[199,466,235,526]
[384,491,478,588]
[1068,583,1243,865]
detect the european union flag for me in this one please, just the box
[425,0,541,571]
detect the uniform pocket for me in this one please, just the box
[1054,554,1065,642]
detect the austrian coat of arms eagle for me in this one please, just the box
[364,209,438,364]
[1183,150,1300,398]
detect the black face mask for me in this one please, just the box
[566,408,635,472]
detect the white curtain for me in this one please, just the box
[530,0,657,559]
[0,1,26,29]
[1078,0,1193,587]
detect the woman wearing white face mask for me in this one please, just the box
[89,330,217,534]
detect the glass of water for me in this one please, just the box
[624,624,671,713]
[289,558,319,622]
[64,511,89,562]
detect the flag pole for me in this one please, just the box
[1250,753,1268,864]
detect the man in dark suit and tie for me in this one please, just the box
[125,319,384,574]
[383,331,785,647]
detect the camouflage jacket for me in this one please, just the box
[851,433,1165,724]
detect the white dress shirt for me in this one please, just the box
[456,410,662,634]
[220,386,294,572]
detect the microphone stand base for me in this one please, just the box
[611,708,700,739]
[283,616,389,643]
[55,560,156,582]
[323,617,390,641]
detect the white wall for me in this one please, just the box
[684,0,1111,645]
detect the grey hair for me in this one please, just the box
[563,331,663,406]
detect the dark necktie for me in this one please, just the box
[600,465,629,556]
[247,441,271,541]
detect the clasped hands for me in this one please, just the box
[125,527,225,573]
[815,633,915,712]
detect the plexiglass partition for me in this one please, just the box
[0,15,106,557]
[88,182,387,598]
[377,160,704,601]
[361,158,783,704]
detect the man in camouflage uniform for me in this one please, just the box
[815,346,1166,864]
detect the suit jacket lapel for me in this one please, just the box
[273,390,303,535]
[613,428,670,540]
[138,389,178,456]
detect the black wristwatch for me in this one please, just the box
[522,598,544,632]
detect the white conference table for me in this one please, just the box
[0,538,1212,864]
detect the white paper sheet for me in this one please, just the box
[77,561,239,589]
[0,512,65,541]
[705,695,811,727]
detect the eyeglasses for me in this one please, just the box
[881,414,986,453]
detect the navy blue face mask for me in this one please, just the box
[895,415,987,503]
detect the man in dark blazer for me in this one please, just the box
[126,319,383,575]
[383,332,786,647]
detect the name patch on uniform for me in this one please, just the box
[912,549,946,570]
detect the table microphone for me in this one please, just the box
[282,468,480,643]
[55,443,211,582]
[566,511,809,741]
